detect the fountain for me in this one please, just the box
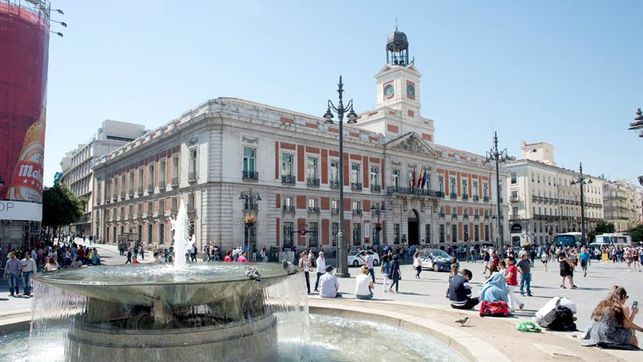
[31,201,301,361]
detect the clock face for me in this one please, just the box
[383,84,394,99]
[406,83,415,99]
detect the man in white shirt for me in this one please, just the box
[364,251,375,283]
[319,265,341,298]
[20,252,37,296]
[314,251,326,293]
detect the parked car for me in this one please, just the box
[420,249,451,272]
[347,250,380,267]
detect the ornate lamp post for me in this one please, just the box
[570,163,591,244]
[485,132,513,252]
[323,75,358,278]
[239,189,261,253]
[629,109,643,186]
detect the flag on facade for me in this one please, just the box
[417,170,424,188]
[421,170,428,188]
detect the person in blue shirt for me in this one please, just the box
[579,246,590,278]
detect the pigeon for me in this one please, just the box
[455,316,469,327]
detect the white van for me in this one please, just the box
[594,233,631,246]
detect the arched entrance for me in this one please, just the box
[407,209,420,245]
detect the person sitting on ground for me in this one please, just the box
[582,285,643,348]
[319,265,341,298]
[355,265,374,300]
[480,271,508,304]
[44,256,59,272]
[447,269,480,310]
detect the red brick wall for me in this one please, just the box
[322,219,329,245]
[321,149,328,184]
[297,145,304,182]
[296,195,306,209]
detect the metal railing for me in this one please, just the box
[386,187,443,197]
[329,180,340,189]
[307,206,320,214]
[281,175,296,185]
[370,184,381,192]
[282,205,296,213]
[242,170,259,181]
[306,177,320,187]
[351,182,363,191]
[188,172,197,183]
[352,209,363,217]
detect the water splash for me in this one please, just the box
[169,199,191,268]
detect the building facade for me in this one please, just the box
[91,29,509,252]
[602,179,641,232]
[60,120,146,236]
[506,142,604,245]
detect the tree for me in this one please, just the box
[628,225,643,243]
[42,181,84,234]
[587,220,616,242]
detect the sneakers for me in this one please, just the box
[571,285,578,289]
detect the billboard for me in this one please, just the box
[0,2,49,210]
[0,200,43,221]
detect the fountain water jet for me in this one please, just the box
[169,199,190,268]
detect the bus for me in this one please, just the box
[554,232,583,247]
[593,233,631,246]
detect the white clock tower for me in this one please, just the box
[356,28,435,143]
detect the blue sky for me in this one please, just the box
[44,0,643,186]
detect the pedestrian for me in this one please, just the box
[540,248,549,272]
[3,252,21,297]
[388,254,401,293]
[504,257,523,311]
[314,251,326,293]
[355,266,374,300]
[139,245,145,261]
[516,252,532,297]
[20,251,37,296]
[223,250,232,262]
[125,249,132,264]
[380,255,390,292]
[364,251,375,283]
[237,251,248,263]
[579,246,590,277]
[298,251,311,294]
[413,250,422,279]
[558,251,577,289]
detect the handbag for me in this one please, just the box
[479,300,509,317]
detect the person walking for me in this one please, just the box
[364,251,376,283]
[388,255,401,293]
[3,252,21,297]
[298,252,311,294]
[516,252,532,297]
[314,251,326,293]
[380,255,390,292]
[413,251,422,279]
[504,257,523,311]
[20,252,37,296]
[579,246,590,277]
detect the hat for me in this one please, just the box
[325,265,335,273]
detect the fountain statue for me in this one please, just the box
[32,201,300,361]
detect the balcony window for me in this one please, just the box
[452,224,457,243]
[331,200,340,215]
[148,164,155,191]
[138,168,144,193]
[329,160,339,188]
[188,148,198,182]
[370,166,379,188]
[474,225,480,241]
[350,164,360,185]
[172,156,179,186]
[159,223,165,245]
[160,160,166,188]
[352,223,361,246]
[283,222,294,247]
[511,172,517,184]
[308,222,319,247]
[484,225,490,241]
[464,224,469,241]
[307,157,318,179]
[331,222,338,246]
[483,183,489,198]
[462,180,468,199]
[425,224,431,243]
[450,178,456,196]
[394,224,400,244]
[393,170,400,189]
[438,175,444,193]
[243,148,256,173]
[281,153,294,178]
[439,224,445,243]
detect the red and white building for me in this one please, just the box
[91,29,509,252]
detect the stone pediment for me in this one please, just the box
[386,132,439,158]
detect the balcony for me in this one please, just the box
[120,191,126,199]
[329,180,340,189]
[386,187,443,198]
[147,184,154,193]
[439,212,446,218]
[157,205,165,219]
[371,208,381,217]
[510,196,520,203]
[243,203,259,213]
[451,214,458,220]
[188,172,197,183]
[171,206,178,215]
[351,182,363,191]
[307,206,320,214]
[463,214,469,220]
[331,207,340,216]
[483,196,490,202]
[159,182,166,192]
[187,206,197,218]
[242,170,259,181]
[306,177,320,188]
[450,193,457,200]
[370,184,381,193]
[282,205,296,214]
[171,177,179,188]
[352,209,363,217]
[462,194,469,201]
[473,214,480,220]
[281,175,296,185]
[472,195,479,202]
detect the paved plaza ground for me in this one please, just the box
[1,242,641,360]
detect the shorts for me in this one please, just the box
[580,260,587,270]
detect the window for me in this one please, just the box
[159,223,165,245]
[351,164,360,184]
[283,222,294,247]
[309,222,319,247]
[483,183,488,197]
[160,160,166,186]
[462,180,468,197]
[512,206,518,216]
[484,225,490,241]
[439,224,445,243]
[450,177,456,195]
[121,174,126,194]
[472,180,478,196]
[452,224,457,243]
[308,198,318,208]
[393,170,400,189]
[408,171,415,188]
[307,157,318,179]
[352,200,361,211]
[189,148,198,176]
[147,224,152,245]
[511,190,518,198]
[423,171,431,190]
[331,222,339,246]
[474,225,479,241]
[370,166,379,186]
[352,223,361,246]
[282,154,293,176]
[330,160,339,184]
[425,224,431,243]
[394,224,400,244]
[138,168,144,190]
[243,148,256,172]
[148,164,155,188]
[438,175,444,193]
[510,172,517,184]
[464,224,469,241]
[284,196,293,207]
[330,199,338,211]
[172,156,179,181]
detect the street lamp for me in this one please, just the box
[485,132,513,252]
[628,108,643,137]
[570,162,591,244]
[324,75,358,278]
